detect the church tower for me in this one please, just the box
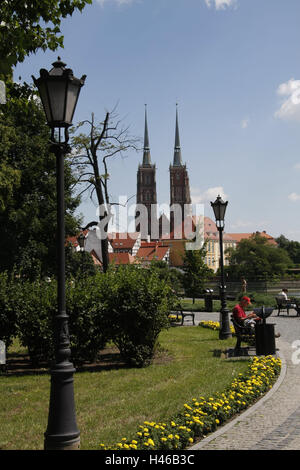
[169,105,191,234]
[136,105,157,239]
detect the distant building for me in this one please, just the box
[136,241,170,266]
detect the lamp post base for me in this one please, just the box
[44,437,80,451]
[44,366,80,451]
[219,308,232,340]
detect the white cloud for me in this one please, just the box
[191,186,228,205]
[288,192,300,202]
[294,163,300,170]
[241,117,250,129]
[275,78,300,121]
[205,0,237,10]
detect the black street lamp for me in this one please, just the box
[211,195,232,340]
[33,58,86,450]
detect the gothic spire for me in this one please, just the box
[142,104,151,166]
[173,103,183,166]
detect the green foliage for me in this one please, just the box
[2,265,174,368]
[226,234,292,281]
[181,244,214,301]
[235,291,276,308]
[14,279,56,365]
[0,81,81,279]
[0,0,92,73]
[101,265,173,367]
[66,276,109,364]
[65,245,98,279]
[275,234,300,265]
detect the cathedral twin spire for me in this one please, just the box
[142,103,184,168]
[137,104,190,239]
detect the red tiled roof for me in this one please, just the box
[226,231,277,245]
[108,232,140,250]
[136,243,169,262]
[108,252,136,265]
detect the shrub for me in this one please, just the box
[67,275,110,365]
[15,275,110,366]
[15,279,56,365]
[101,265,173,367]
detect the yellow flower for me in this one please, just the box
[188,438,194,443]
[215,419,220,424]
[148,438,155,446]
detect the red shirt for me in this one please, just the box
[232,304,247,322]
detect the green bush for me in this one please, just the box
[235,291,276,308]
[67,275,109,365]
[2,266,175,368]
[15,276,110,366]
[15,279,56,365]
[101,265,173,367]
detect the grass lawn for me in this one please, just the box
[0,326,250,450]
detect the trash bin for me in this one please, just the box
[204,289,213,312]
[254,306,276,356]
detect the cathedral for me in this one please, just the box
[136,104,192,241]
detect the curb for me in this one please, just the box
[189,343,287,450]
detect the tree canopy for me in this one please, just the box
[225,233,293,281]
[0,81,81,279]
[0,0,92,74]
[181,243,214,302]
[275,234,300,266]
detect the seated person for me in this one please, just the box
[232,296,260,330]
[277,289,297,309]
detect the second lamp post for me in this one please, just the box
[211,195,232,340]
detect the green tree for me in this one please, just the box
[0,0,92,75]
[181,243,213,303]
[226,234,292,281]
[65,244,97,279]
[0,81,81,279]
[275,234,300,265]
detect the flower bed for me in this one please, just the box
[199,320,235,335]
[99,355,281,450]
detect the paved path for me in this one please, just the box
[188,311,300,450]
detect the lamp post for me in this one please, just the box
[210,195,232,340]
[32,58,86,450]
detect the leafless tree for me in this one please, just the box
[70,107,140,272]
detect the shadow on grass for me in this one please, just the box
[2,346,174,377]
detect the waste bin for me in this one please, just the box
[204,289,213,312]
[254,306,276,356]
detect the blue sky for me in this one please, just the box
[14,0,300,240]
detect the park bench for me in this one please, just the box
[230,316,255,352]
[174,307,195,326]
[275,296,298,316]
